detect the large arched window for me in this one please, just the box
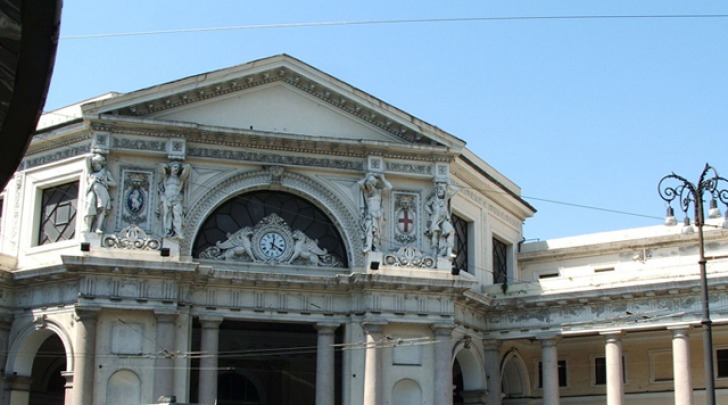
[193,191,348,266]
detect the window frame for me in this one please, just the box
[451,212,470,274]
[492,235,510,284]
[716,347,728,379]
[37,180,80,246]
[592,354,627,386]
[537,358,569,389]
[23,161,85,252]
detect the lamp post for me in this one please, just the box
[658,163,728,405]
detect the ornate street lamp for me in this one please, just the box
[658,163,728,405]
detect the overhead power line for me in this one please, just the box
[61,14,728,40]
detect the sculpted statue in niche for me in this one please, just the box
[158,159,190,239]
[425,180,459,257]
[357,172,393,253]
[84,152,117,234]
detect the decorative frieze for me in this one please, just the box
[187,146,363,172]
[384,246,435,268]
[103,225,161,250]
[386,161,432,176]
[22,144,90,170]
[112,137,166,153]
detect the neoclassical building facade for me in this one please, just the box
[1,54,727,405]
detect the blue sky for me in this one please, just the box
[45,1,728,241]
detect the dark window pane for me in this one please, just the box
[595,357,606,385]
[717,349,728,378]
[452,213,468,273]
[538,360,567,388]
[493,238,508,283]
[39,182,79,245]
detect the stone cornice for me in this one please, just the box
[519,228,728,263]
[88,115,455,163]
[487,271,728,311]
[91,65,443,147]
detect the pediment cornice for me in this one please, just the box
[85,58,461,149]
[88,116,455,163]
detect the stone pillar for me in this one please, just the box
[432,323,454,405]
[198,316,223,405]
[61,371,74,405]
[483,339,502,405]
[670,327,693,405]
[73,308,99,405]
[539,335,560,405]
[0,316,12,405]
[362,320,386,405]
[315,322,340,405]
[601,331,624,405]
[153,312,178,400]
[6,375,32,405]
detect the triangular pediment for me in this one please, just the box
[82,54,464,149]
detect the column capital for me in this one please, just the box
[668,324,692,332]
[600,330,624,340]
[154,311,178,323]
[431,322,455,337]
[74,306,101,322]
[315,322,341,334]
[362,318,387,334]
[482,338,501,350]
[199,315,224,328]
[536,332,561,343]
[5,375,32,391]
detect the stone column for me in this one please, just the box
[0,316,12,405]
[153,312,178,400]
[539,335,560,405]
[61,371,74,405]
[198,316,223,405]
[432,323,454,405]
[483,339,502,405]
[362,320,386,405]
[601,331,624,405]
[73,308,99,405]
[315,322,340,405]
[6,375,32,405]
[670,327,693,405]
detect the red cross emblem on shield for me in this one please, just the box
[396,208,416,234]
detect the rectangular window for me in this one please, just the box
[451,213,469,273]
[538,359,567,388]
[594,356,626,385]
[38,181,79,245]
[717,349,728,378]
[493,237,508,283]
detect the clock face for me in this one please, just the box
[259,231,287,258]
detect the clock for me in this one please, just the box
[259,231,287,259]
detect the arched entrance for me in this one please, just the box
[29,334,66,405]
[6,326,72,405]
[501,350,530,403]
[452,342,486,404]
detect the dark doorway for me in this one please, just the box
[29,334,66,405]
